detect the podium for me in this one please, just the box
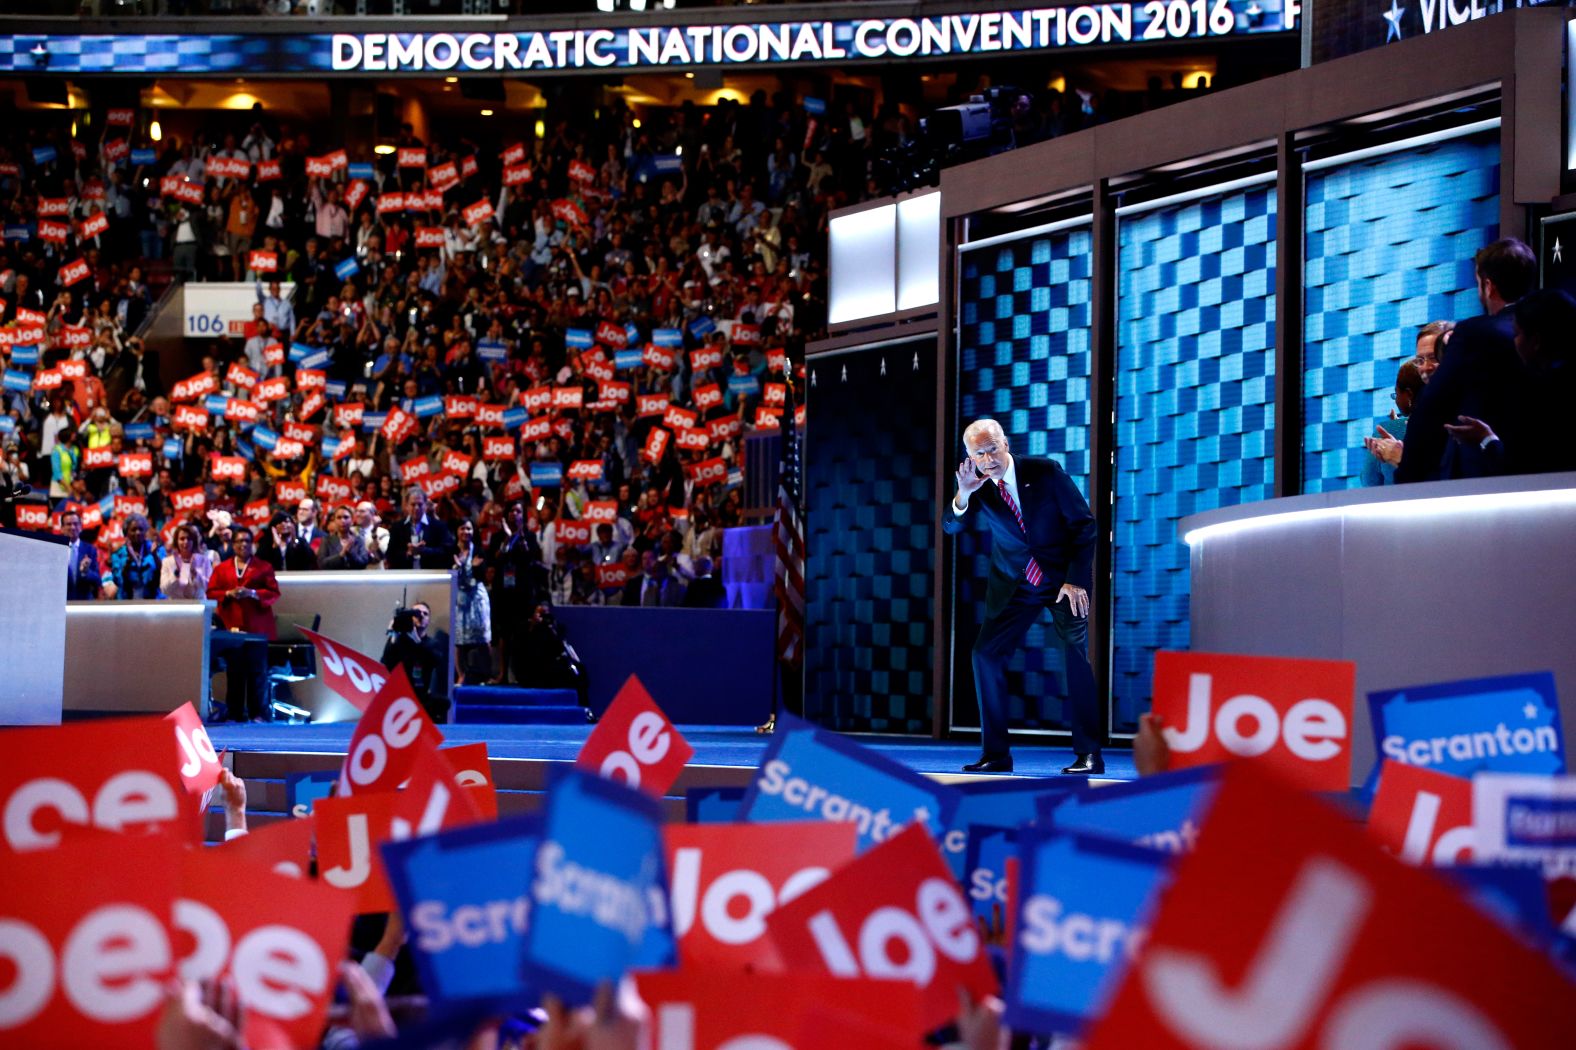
[0,527,68,725]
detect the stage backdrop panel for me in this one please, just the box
[555,606,775,726]
[1302,129,1500,492]
[1113,182,1278,735]
[952,221,1093,738]
[804,339,936,734]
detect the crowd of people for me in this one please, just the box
[0,92,854,686]
[1362,238,1576,485]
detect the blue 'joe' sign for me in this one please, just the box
[1006,829,1172,1036]
[382,814,541,1010]
[1368,672,1564,788]
[521,769,673,1003]
[1036,766,1220,855]
[737,714,959,853]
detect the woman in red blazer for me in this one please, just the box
[206,528,281,721]
[207,527,281,639]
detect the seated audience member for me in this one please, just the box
[206,527,280,723]
[354,500,391,569]
[387,486,454,569]
[61,508,102,601]
[160,520,214,600]
[452,519,492,684]
[295,497,323,551]
[381,600,449,723]
[256,511,318,572]
[1444,288,1576,475]
[1362,359,1426,486]
[1398,238,1536,482]
[622,548,686,607]
[682,555,727,608]
[1414,319,1453,383]
[204,510,234,560]
[110,513,164,600]
[318,503,371,570]
[49,426,79,500]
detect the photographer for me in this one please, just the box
[380,601,450,724]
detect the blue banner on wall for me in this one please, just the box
[522,769,672,1004]
[737,715,959,853]
[1006,828,1172,1036]
[1369,672,1564,788]
[382,814,541,1010]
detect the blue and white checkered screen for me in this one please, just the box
[1302,133,1500,491]
[953,224,1092,734]
[1113,184,1278,734]
[804,343,936,734]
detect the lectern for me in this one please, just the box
[0,527,68,725]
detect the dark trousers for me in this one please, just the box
[972,579,1101,758]
[211,630,270,721]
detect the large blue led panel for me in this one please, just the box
[1302,133,1500,491]
[1113,184,1278,733]
[953,224,1092,734]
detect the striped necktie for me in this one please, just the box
[998,480,1044,586]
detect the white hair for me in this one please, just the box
[963,418,1008,448]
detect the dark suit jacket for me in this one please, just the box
[387,514,455,570]
[1398,311,1521,482]
[621,574,686,607]
[681,575,726,609]
[942,455,1096,617]
[65,537,101,600]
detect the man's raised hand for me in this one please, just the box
[956,458,986,499]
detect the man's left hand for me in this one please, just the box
[1056,583,1089,619]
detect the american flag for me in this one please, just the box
[773,381,805,668]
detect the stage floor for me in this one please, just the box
[205,722,1137,781]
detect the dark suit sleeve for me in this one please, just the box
[80,549,102,593]
[1396,319,1488,483]
[941,490,971,535]
[416,520,455,564]
[1049,464,1097,592]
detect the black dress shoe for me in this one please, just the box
[962,755,1014,774]
[1061,753,1105,775]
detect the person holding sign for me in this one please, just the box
[944,418,1101,774]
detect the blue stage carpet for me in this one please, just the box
[206,722,1136,780]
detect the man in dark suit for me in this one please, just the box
[1396,238,1536,483]
[386,486,454,570]
[61,508,102,600]
[943,418,1100,774]
[621,549,686,607]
